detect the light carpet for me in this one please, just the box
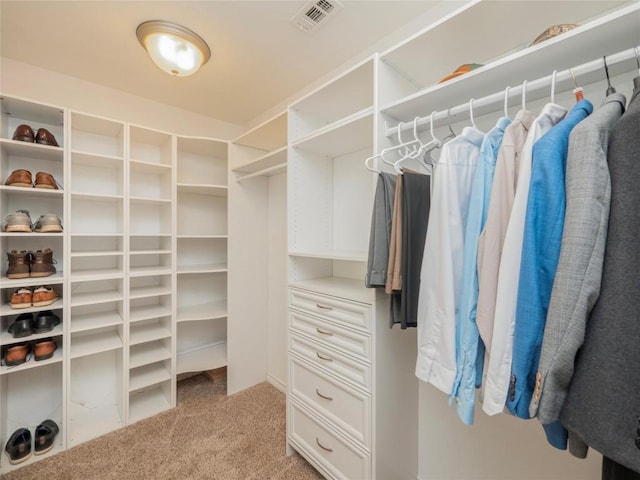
[2,373,323,480]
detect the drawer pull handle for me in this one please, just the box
[316,303,333,311]
[316,352,334,362]
[316,437,334,453]
[316,328,333,336]
[316,388,334,401]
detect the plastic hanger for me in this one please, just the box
[550,70,557,104]
[503,86,510,118]
[569,68,584,101]
[469,98,477,129]
[603,56,616,95]
[364,152,381,174]
[522,80,527,111]
[381,122,418,167]
[446,106,457,139]
[633,46,640,90]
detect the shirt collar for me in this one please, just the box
[600,93,626,112]
[512,109,536,132]
[539,103,568,124]
[460,126,485,147]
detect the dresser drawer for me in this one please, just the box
[290,288,371,332]
[289,310,371,362]
[289,400,370,480]
[290,332,371,391]
[290,356,370,447]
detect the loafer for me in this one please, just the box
[32,286,59,307]
[6,250,31,279]
[33,213,63,233]
[34,420,59,455]
[4,169,33,188]
[34,311,60,334]
[4,209,32,233]
[34,171,59,190]
[30,248,56,278]
[4,428,32,464]
[10,287,33,309]
[2,342,30,367]
[8,313,35,338]
[34,338,57,361]
[12,124,35,143]
[35,128,59,147]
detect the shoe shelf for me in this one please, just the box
[129,340,171,369]
[0,343,63,375]
[1,96,64,147]
[129,285,172,300]
[71,192,124,201]
[69,289,123,308]
[71,254,123,281]
[68,401,123,448]
[129,126,173,168]
[177,193,228,237]
[71,251,123,258]
[129,303,172,324]
[129,202,172,236]
[70,112,124,158]
[128,265,172,277]
[70,310,123,334]
[0,185,64,197]
[70,328,123,359]
[176,300,227,323]
[176,183,228,196]
[176,340,227,375]
[0,322,63,347]
[0,232,64,238]
[0,440,63,474]
[0,138,64,163]
[69,197,124,236]
[129,249,172,256]
[177,263,228,275]
[0,271,65,288]
[129,360,171,392]
[71,150,124,168]
[176,318,226,375]
[176,136,228,186]
[0,299,62,317]
[129,158,172,174]
[128,383,171,424]
[129,319,171,346]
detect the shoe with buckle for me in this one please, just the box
[12,124,35,143]
[4,169,33,188]
[4,210,32,233]
[35,128,59,147]
[8,313,35,338]
[4,428,32,464]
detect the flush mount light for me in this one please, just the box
[136,20,211,77]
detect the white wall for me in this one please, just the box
[0,57,242,139]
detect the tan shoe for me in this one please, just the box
[10,288,32,309]
[34,172,59,190]
[32,286,59,307]
[33,338,57,361]
[4,169,33,188]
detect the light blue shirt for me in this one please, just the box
[507,99,593,420]
[451,116,511,425]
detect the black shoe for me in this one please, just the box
[4,427,31,464]
[33,310,60,334]
[7,313,34,338]
[34,419,59,455]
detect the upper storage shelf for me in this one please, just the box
[71,112,124,159]
[130,125,173,167]
[0,96,64,147]
[177,136,228,187]
[288,57,374,143]
[379,0,638,120]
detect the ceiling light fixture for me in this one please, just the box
[136,20,211,77]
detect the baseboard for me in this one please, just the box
[267,373,286,393]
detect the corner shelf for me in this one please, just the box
[176,341,227,375]
[176,300,227,322]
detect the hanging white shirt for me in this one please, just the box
[482,103,567,416]
[416,126,484,394]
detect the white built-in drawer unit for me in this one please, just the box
[289,288,371,332]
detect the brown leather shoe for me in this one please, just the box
[32,286,59,307]
[30,249,56,278]
[12,124,35,143]
[4,169,33,188]
[35,128,59,147]
[10,288,32,309]
[7,250,30,279]
[34,172,58,190]
[3,343,30,366]
[34,338,57,361]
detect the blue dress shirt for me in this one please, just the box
[507,99,593,420]
[451,116,511,425]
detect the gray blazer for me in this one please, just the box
[533,95,626,431]
[560,87,640,473]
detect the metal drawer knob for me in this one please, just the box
[316,437,334,453]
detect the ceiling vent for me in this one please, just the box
[290,0,343,34]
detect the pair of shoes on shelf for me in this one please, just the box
[6,249,57,278]
[3,210,63,233]
[4,169,60,189]
[10,286,59,309]
[1,338,57,367]
[12,124,59,147]
[4,420,60,465]
[8,311,60,338]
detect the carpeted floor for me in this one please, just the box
[1,373,323,480]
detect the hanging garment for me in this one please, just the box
[507,99,593,420]
[602,456,640,480]
[366,172,397,288]
[387,174,404,326]
[482,103,567,416]
[450,116,511,425]
[534,94,625,448]
[416,126,484,395]
[560,86,640,473]
[399,171,431,329]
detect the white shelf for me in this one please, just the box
[0,185,64,197]
[129,323,171,345]
[232,145,287,174]
[68,403,123,448]
[71,250,122,258]
[129,285,172,299]
[235,162,287,182]
[233,111,287,151]
[288,250,368,262]
[129,362,171,392]
[71,311,123,333]
[71,268,123,282]
[177,234,228,239]
[129,249,172,255]
[0,271,64,288]
[71,192,124,201]
[176,341,227,375]
[129,196,172,204]
[177,184,228,196]
[71,150,124,168]
[0,298,62,316]
[129,305,172,323]
[129,342,171,369]
[0,346,63,375]
[1,322,63,346]
[128,386,171,424]
[129,266,172,277]
[70,290,122,307]
[70,330,122,358]
[0,441,63,474]
[177,263,228,274]
[176,300,227,322]
[0,232,64,238]
[71,233,124,237]
[0,137,64,161]
[291,108,373,157]
[289,276,374,305]
[129,158,172,174]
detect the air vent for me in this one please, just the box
[291,0,343,34]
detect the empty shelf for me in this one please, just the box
[129,323,171,345]
[177,300,227,322]
[71,330,122,358]
[129,363,171,392]
[130,342,171,369]
[129,304,172,323]
[176,341,227,375]
[71,310,123,333]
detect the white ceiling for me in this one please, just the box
[0,1,440,126]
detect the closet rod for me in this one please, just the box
[384,45,640,137]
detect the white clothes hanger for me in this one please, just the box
[522,80,527,110]
[364,152,381,174]
[394,111,442,173]
[381,122,419,167]
[469,98,477,129]
[503,86,510,118]
[550,70,558,104]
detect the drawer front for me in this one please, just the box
[289,310,371,362]
[290,289,371,332]
[289,401,370,480]
[290,332,371,391]
[290,356,370,447]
